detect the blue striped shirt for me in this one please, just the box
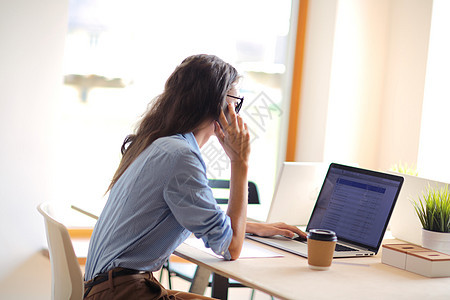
[84,133,232,280]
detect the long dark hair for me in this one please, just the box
[107,54,239,192]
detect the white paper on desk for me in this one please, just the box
[184,237,283,258]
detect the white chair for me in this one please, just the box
[37,202,84,300]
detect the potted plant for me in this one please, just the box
[412,185,450,254]
[390,162,418,176]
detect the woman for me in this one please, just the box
[84,54,306,299]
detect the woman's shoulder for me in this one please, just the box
[148,134,205,171]
[153,134,192,154]
[155,134,185,145]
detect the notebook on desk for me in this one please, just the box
[247,163,404,258]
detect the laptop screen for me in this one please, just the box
[306,163,404,252]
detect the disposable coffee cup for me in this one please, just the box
[307,229,337,270]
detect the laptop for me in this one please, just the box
[387,172,449,245]
[266,162,328,226]
[247,163,404,258]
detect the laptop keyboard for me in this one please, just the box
[293,235,307,242]
[335,244,358,252]
[292,235,358,252]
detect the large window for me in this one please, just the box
[57,0,295,220]
[418,0,450,183]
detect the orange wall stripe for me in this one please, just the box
[68,227,94,239]
[78,257,87,265]
[286,0,309,161]
[169,255,192,264]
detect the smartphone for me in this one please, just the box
[221,100,236,125]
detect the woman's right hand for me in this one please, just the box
[214,103,251,166]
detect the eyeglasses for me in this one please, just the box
[226,94,244,113]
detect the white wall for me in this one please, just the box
[296,0,433,171]
[0,0,69,279]
[324,0,390,168]
[296,0,338,162]
[379,0,432,172]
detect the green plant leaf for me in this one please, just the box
[412,184,450,233]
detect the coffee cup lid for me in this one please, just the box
[307,229,337,241]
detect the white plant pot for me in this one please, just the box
[422,229,450,255]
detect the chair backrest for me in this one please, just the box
[208,179,260,205]
[37,202,84,300]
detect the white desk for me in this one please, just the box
[70,205,450,299]
[174,238,450,300]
